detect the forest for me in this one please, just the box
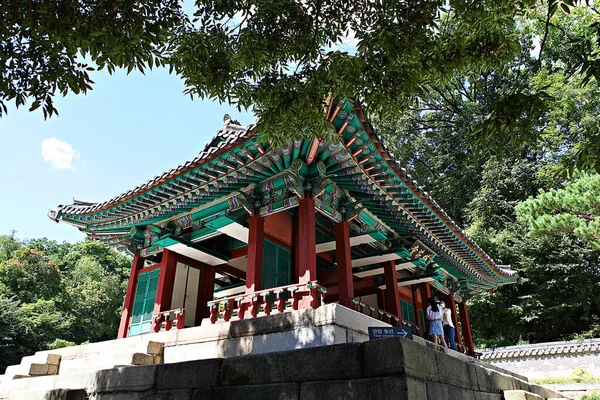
[1,0,600,374]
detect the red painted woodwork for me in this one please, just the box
[216,263,246,280]
[154,248,178,315]
[292,211,299,284]
[335,219,354,307]
[208,282,326,323]
[445,291,462,345]
[228,246,248,260]
[245,213,265,293]
[297,193,317,283]
[411,284,422,335]
[383,261,401,317]
[153,308,185,332]
[376,289,386,310]
[420,282,432,334]
[117,251,145,339]
[459,300,475,356]
[196,265,216,324]
[264,211,293,244]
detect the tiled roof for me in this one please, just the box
[51,122,251,217]
[480,339,600,360]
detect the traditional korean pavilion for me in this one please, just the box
[49,97,518,355]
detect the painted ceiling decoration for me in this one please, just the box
[49,97,518,297]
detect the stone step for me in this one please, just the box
[33,339,163,362]
[59,352,158,375]
[503,390,543,400]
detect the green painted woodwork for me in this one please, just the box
[129,268,160,336]
[420,309,426,334]
[262,239,291,290]
[401,300,415,324]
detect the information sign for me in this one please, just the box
[368,326,413,340]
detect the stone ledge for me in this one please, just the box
[220,342,364,386]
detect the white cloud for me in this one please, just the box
[41,137,80,170]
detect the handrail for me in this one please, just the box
[207,281,328,324]
[152,308,185,332]
[349,299,420,331]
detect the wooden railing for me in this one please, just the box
[152,308,185,332]
[207,281,327,324]
[349,299,420,332]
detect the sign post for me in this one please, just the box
[368,326,413,340]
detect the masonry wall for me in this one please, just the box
[11,338,564,400]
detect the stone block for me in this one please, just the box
[528,384,563,399]
[214,382,299,400]
[221,343,364,386]
[229,309,314,338]
[474,392,503,400]
[503,390,542,400]
[96,389,193,400]
[164,337,253,363]
[91,364,157,393]
[300,377,407,400]
[48,364,59,375]
[28,363,49,376]
[46,354,62,365]
[156,359,222,390]
[406,377,427,400]
[313,304,388,334]
[53,371,95,390]
[132,353,156,365]
[249,326,346,355]
[147,341,164,356]
[177,323,230,346]
[476,366,500,393]
[191,388,213,400]
[434,349,474,390]
[426,381,476,400]
[8,389,84,400]
[346,329,369,343]
[363,337,439,381]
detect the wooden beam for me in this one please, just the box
[383,260,401,317]
[117,250,145,339]
[245,213,265,293]
[459,300,475,356]
[335,219,354,307]
[297,192,317,283]
[154,248,178,314]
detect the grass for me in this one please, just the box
[531,368,600,385]
[531,376,600,385]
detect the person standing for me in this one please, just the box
[441,301,458,351]
[426,296,447,348]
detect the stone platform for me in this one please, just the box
[0,304,568,399]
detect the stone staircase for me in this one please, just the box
[0,336,164,397]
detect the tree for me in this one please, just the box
[0,247,62,303]
[516,172,600,249]
[0,0,185,118]
[466,158,600,346]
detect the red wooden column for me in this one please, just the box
[245,213,265,293]
[196,265,216,324]
[335,219,354,307]
[420,282,432,335]
[459,300,475,356]
[154,249,178,315]
[383,261,401,318]
[291,211,300,284]
[411,284,422,335]
[117,251,145,339]
[297,193,317,283]
[446,291,462,345]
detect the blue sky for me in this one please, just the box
[0,67,254,243]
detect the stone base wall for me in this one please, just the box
[3,337,565,400]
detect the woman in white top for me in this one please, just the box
[426,296,448,348]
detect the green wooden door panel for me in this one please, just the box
[401,300,415,324]
[262,240,291,302]
[129,268,160,336]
